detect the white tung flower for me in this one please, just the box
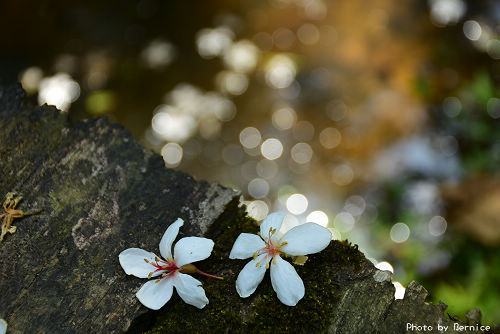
[0,319,7,334]
[229,212,332,306]
[119,218,220,310]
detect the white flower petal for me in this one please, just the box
[260,211,285,242]
[136,278,174,310]
[0,319,7,334]
[270,255,305,306]
[229,233,266,259]
[280,223,332,256]
[119,248,162,278]
[173,273,209,309]
[159,218,184,260]
[174,237,214,267]
[235,254,269,298]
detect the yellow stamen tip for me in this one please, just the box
[253,253,258,260]
[281,241,288,246]
[148,272,153,279]
[155,279,160,283]
[144,258,149,263]
[255,262,260,267]
[265,262,269,269]
[273,258,276,264]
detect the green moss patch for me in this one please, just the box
[138,201,369,334]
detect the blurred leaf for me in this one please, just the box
[470,71,494,107]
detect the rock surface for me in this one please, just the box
[0,84,496,333]
[0,84,237,333]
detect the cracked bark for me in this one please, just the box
[0,84,496,334]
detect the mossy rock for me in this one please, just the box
[0,84,237,333]
[136,203,368,334]
[0,84,494,334]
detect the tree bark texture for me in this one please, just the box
[0,84,496,334]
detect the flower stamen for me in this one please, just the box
[154,269,177,283]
